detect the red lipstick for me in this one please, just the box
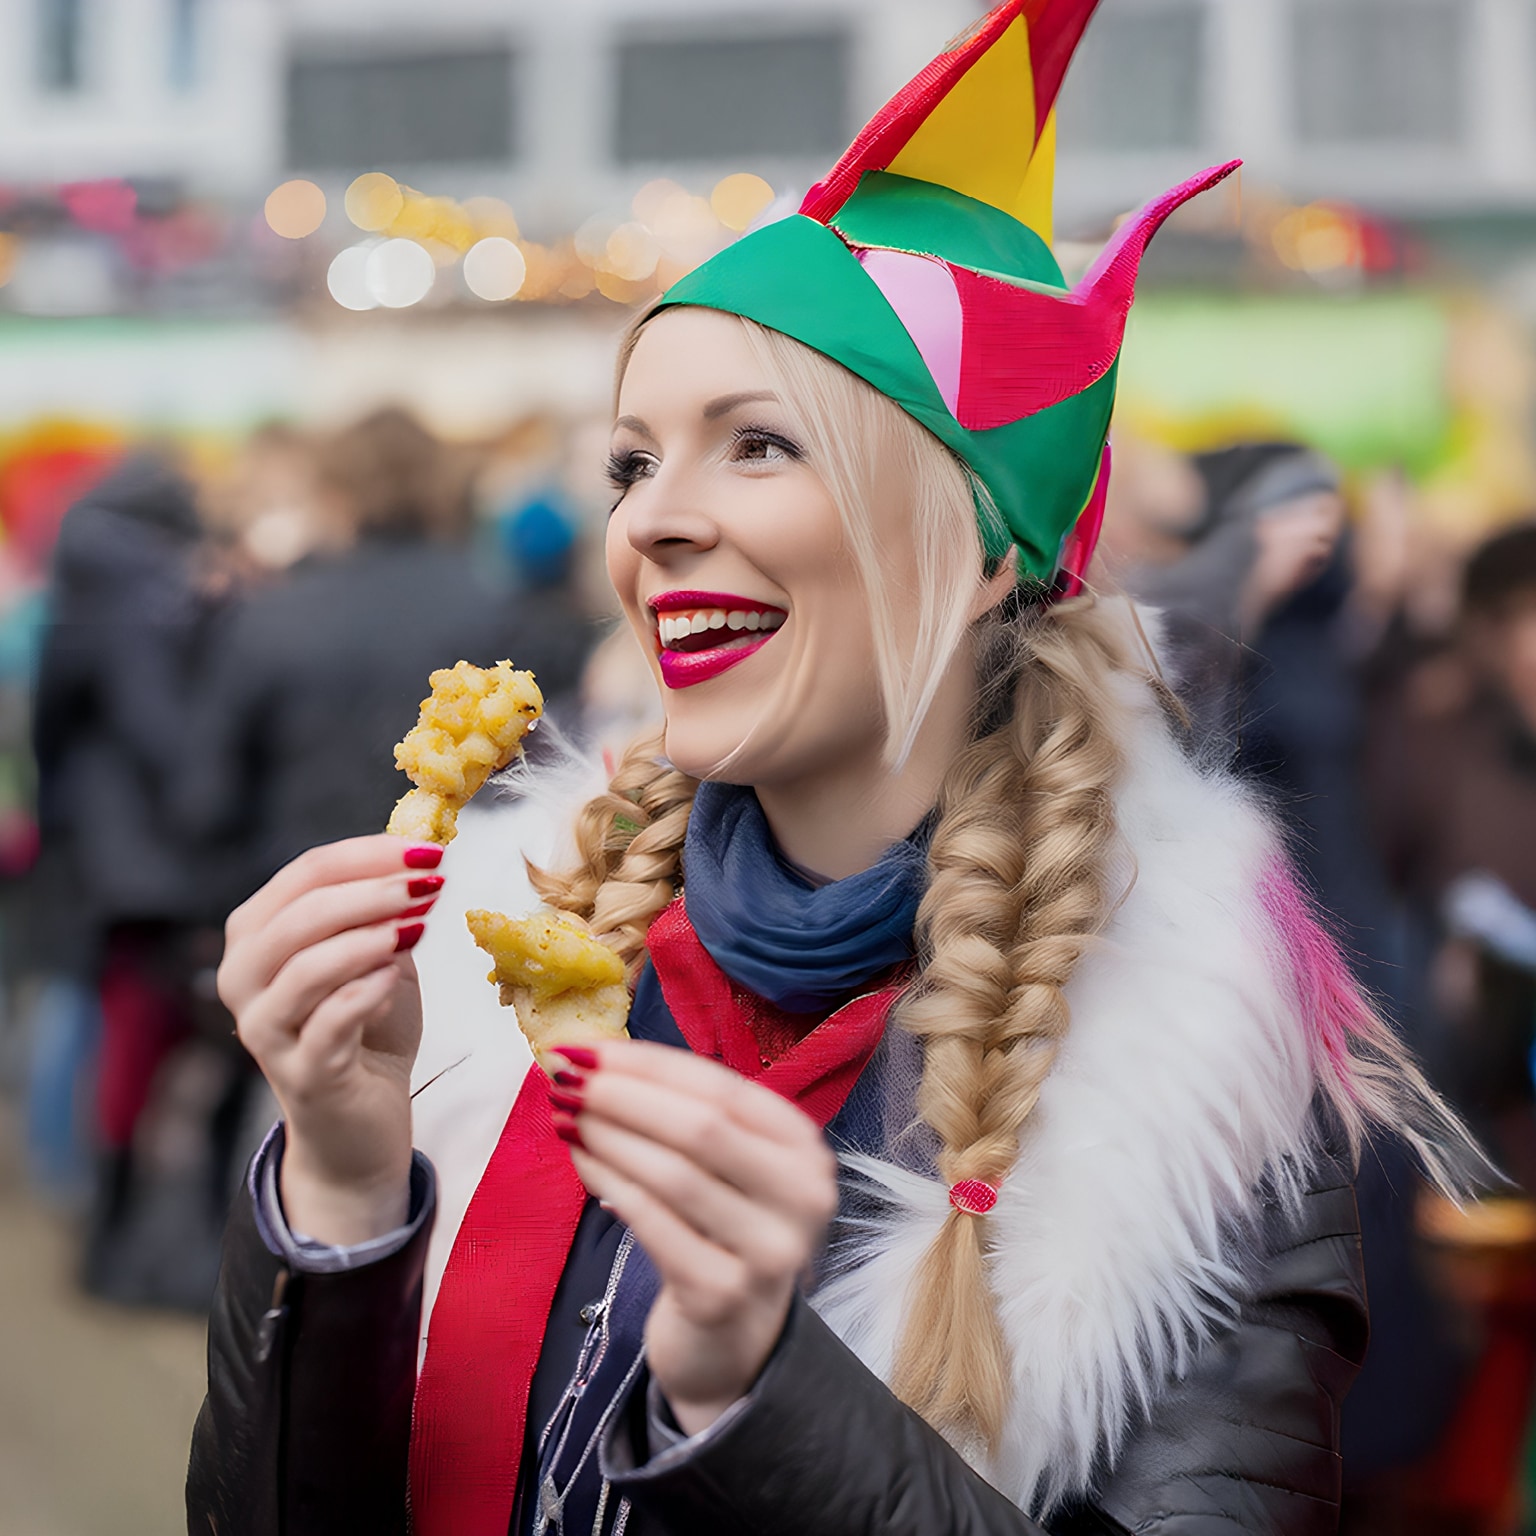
[647,589,786,690]
[658,636,773,689]
[646,590,783,615]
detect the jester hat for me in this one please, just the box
[652,0,1239,590]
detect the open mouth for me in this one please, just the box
[648,590,787,688]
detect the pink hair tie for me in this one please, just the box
[948,1179,999,1215]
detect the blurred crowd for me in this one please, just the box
[1104,434,1536,1535]
[3,405,609,1310]
[8,407,1536,1529]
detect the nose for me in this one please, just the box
[621,464,721,563]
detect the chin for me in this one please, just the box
[661,714,762,785]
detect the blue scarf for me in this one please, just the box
[680,780,932,1013]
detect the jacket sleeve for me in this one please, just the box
[185,1149,434,1536]
[1087,1146,1368,1536]
[603,1292,1053,1536]
[603,1146,1366,1536]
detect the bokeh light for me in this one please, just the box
[263,179,327,240]
[345,172,405,232]
[327,243,378,311]
[574,214,616,267]
[632,178,687,227]
[462,196,519,241]
[366,238,435,308]
[1272,204,1363,277]
[649,189,723,268]
[463,237,527,301]
[604,222,660,282]
[710,173,775,233]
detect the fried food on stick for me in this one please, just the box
[386,660,542,845]
[466,907,630,1066]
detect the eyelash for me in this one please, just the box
[605,450,653,493]
[729,424,806,464]
[605,424,806,503]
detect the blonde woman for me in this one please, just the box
[189,5,1472,1534]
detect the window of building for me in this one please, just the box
[1292,0,1465,147]
[167,0,201,93]
[1056,1,1207,152]
[36,0,86,92]
[286,46,516,170]
[613,30,850,164]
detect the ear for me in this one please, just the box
[970,547,1018,623]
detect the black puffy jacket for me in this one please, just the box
[188,1139,1365,1536]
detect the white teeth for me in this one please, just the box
[657,606,785,645]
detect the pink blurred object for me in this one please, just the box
[60,179,137,235]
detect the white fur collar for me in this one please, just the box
[812,665,1318,1513]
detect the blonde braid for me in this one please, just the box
[528,727,698,977]
[890,600,1129,1450]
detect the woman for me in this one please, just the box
[189,5,1472,1533]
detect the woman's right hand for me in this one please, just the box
[218,835,441,1244]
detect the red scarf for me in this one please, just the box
[409,898,904,1536]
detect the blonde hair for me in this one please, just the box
[536,312,1132,1451]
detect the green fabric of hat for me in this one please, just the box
[653,171,1116,582]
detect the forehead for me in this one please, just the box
[618,308,773,418]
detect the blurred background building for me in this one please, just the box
[1,0,1533,509]
[9,3,1536,1534]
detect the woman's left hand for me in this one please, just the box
[554,1040,839,1436]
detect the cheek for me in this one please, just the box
[604,509,632,589]
[604,511,655,650]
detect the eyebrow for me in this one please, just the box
[613,390,781,441]
[702,390,779,420]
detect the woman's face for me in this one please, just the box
[606,308,905,787]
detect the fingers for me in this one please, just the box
[572,1065,835,1218]
[237,921,408,1063]
[569,1147,760,1323]
[572,1111,820,1278]
[560,1039,824,1150]
[220,871,437,1010]
[228,835,441,946]
[286,964,401,1088]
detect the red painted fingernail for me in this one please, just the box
[403,845,443,869]
[553,1118,586,1150]
[548,1088,585,1115]
[394,922,425,952]
[400,899,438,919]
[551,1045,599,1070]
[407,875,445,898]
[552,1069,586,1089]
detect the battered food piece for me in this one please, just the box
[466,907,630,1063]
[386,660,542,844]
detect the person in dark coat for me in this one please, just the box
[176,408,594,908]
[1370,523,1536,1184]
[1123,442,1469,1504]
[32,450,223,1298]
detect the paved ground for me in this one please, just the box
[0,1117,206,1536]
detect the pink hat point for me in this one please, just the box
[949,1178,1000,1215]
